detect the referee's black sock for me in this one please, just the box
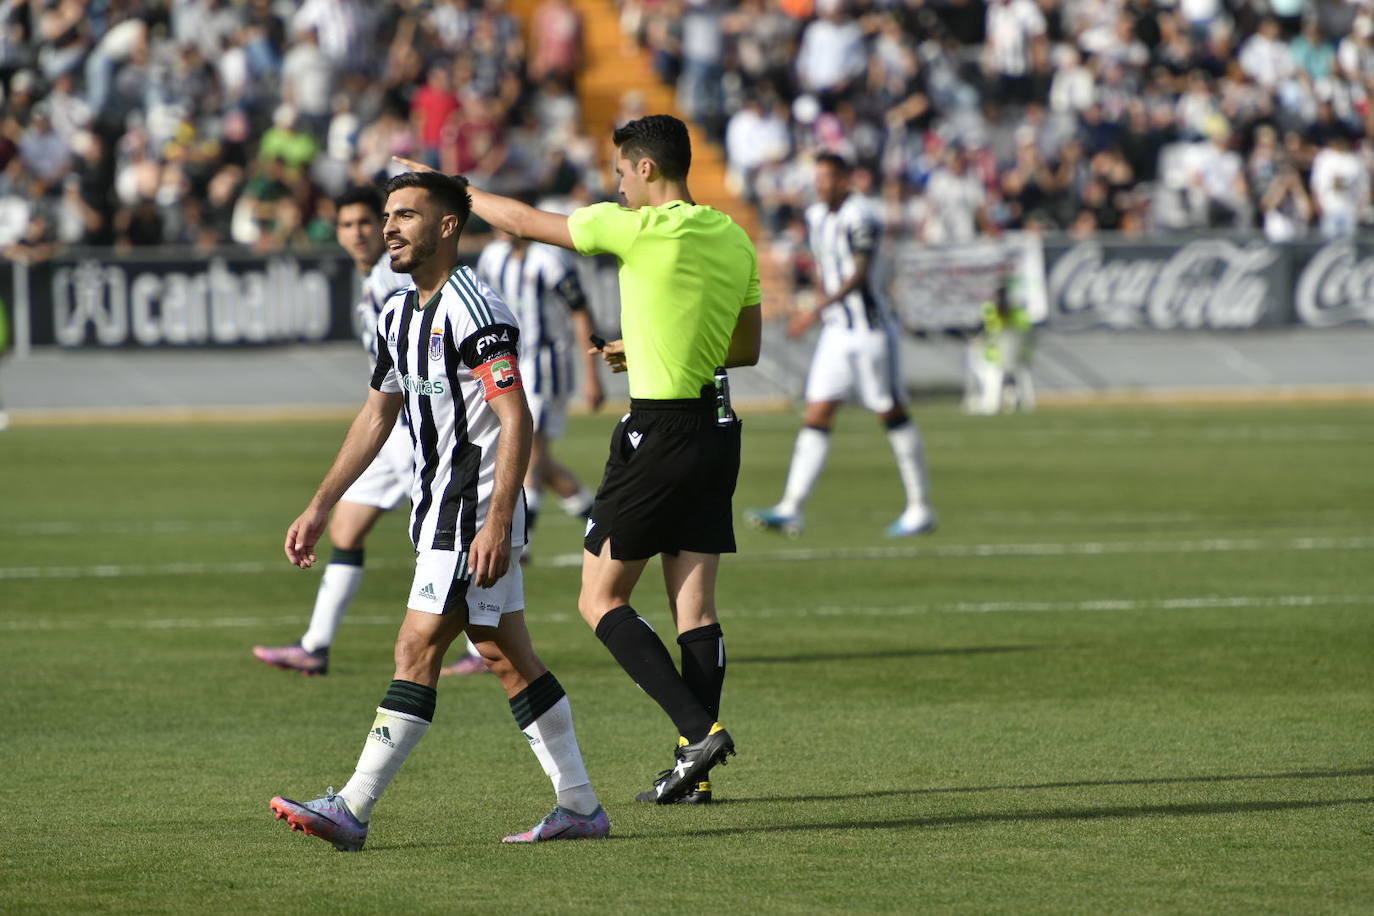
[677,623,726,722]
[595,605,714,743]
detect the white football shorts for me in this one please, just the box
[803,320,906,414]
[407,547,525,625]
[527,390,568,440]
[340,421,412,510]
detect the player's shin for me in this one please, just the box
[511,672,599,815]
[339,680,436,821]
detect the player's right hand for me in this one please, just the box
[285,506,329,569]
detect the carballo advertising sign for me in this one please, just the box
[28,253,355,347]
[1044,239,1289,330]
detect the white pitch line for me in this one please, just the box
[2,595,1368,633]
[549,535,1374,567]
[3,535,1373,581]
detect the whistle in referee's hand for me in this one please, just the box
[589,334,606,350]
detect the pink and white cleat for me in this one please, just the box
[502,806,611,843]
[252,643,328,675]
[439,653,489,676]
[270,789,367,851]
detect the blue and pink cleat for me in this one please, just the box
[270,789,368,852]
[253,643,329,676]
[502,806,612,843]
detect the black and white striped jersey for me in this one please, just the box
[370,264,528,552]
[805,195,887,331]
[357,254,411,370]
[475,239,588,399]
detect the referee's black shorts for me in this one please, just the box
[584,389,741,561]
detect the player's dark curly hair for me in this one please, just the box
[385,171,473,231]
[612,115,692,181]
[334,184,384,216]
[815,152,852,174]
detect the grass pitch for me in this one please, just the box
[2,402,1372,914]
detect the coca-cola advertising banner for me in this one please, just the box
[19,252,356,348]
[1291,239,1374,328]
[1042,236,1374,331]
[885,234,1374,333]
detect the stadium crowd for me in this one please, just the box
[1,0,1372,264]
[0,0,606,258]
[626,0,1374,243]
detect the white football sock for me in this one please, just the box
[523,696,599,815]
[300,562,364,653]
[776,426,831,516]
[559,487,594,517]
[887,421,931,512]
[339,709,431,822]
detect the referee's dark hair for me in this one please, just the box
[334,184,384,217]
[815,152,853,174]
[613,115,692,181]
[385,171,473,231]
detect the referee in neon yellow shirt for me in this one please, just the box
[406,115,762,805]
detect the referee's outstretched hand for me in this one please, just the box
[590,338,627,373]
[391,156,437,174]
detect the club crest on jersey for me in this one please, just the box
[429,328,444,361]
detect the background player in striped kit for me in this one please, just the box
[746,153,936,538]
[270,171,608,848]
[251,185,486,677]
[476,226,603,556]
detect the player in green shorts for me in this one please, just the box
[401,115,762,803]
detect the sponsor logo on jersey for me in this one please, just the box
[475,328,513,355]
[429,328,444,361]
[400,374,446,396]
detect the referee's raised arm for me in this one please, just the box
[391,156,575,250]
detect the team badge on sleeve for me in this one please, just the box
[474,354,523,400]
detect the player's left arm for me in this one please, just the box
[286,389,403,568]
[468,385,533,588]
[725,304,762,368]
[570,308,606,410]
[788,249,872,338]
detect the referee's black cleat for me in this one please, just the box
[652,723,734,805]
[636,777,713,804]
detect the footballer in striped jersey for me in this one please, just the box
[746,153,937,538]
[273,172,608,850]
[252,185,486,678]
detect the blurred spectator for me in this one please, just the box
[983,0,1046,106]
[282,27,335,139]
[677,0,727,138]
[795,0,865,100]
[1258,165,1312,242]
[530,0,583,86]
[1309,134,1370,238]
[260,106,318,172]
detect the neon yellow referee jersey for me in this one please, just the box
[568,200,761,400]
